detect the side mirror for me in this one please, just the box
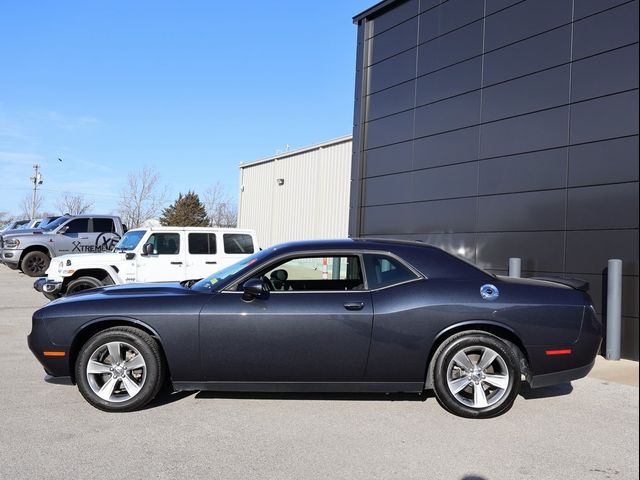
[242,278,266,302]
[141,243,154,255]
[125,252,136,260]
[58,225,69,234]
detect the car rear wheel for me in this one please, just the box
[21,251,50,277]
[65,276,104,295]
[433,333,521,418]
[75,327,164,412]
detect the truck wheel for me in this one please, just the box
[66,276,103,295]
[21,251,50,277]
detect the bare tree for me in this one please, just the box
[19,193,44,219]
[55,192,94,215]
[117,167,168,228]
[0,211,12,226]
[204,181,238,227]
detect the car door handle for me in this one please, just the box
[79,237,88,239]
[344,302,365,311]
[206,261,217,265]
[171,262,183,265]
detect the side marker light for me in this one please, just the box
[545,349,572,356]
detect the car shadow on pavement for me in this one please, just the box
[194,390,435,402]
[143,389,196,410]
[518,382,573,400]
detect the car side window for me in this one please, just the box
[364,254,418,290]
[223,234,254,254]
[146,233,180,255]
[92,218,115,233]
[64,218,89,234]
[260,256,363,291]
[189,233,217,254]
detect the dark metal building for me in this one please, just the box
[350,0,639,359]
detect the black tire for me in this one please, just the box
[433,333,521,419]
[65,276,103,295]
[75,327,164,412]
[21,251,50,277]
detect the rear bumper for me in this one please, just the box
[529,358,595,388]
[526,305,602,388]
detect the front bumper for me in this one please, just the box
[33,278,62,295]
[27,315,71,379]
[1,248,22,267]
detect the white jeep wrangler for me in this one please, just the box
[34,226,258,299]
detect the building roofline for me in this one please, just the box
[353,0,401,24]
[239,134,352,169]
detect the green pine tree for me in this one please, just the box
[160,191,209,227]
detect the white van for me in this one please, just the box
[34,226,258,298]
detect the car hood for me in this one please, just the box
[53,252,127,266]
[49,281,198,305]
[1,228,46,237]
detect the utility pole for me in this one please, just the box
[30,164,43,220]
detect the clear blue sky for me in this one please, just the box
[0,0,373,216]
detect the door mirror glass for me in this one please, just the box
[142,243,154,255]
[242,278,265,301]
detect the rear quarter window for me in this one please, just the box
[364,254,418,289]
[223,234,254,254]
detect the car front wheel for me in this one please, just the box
[75,327,164,412]
[433,333,521,418]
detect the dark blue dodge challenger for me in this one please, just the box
[28,239,601,418]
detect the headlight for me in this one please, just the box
[4,238,20,248]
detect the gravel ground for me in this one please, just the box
[0,265,637,480]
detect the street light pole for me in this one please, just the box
[30,164,43,220]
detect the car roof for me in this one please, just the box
[267,237,438,253]
[129,226,256,234]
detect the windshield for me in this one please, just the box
[192,248,271,292]
[42,216,70,231]
[114,230,147,251]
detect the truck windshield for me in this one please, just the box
[192,249,272,292]
[41,216,70,231]
[114,230,146,251]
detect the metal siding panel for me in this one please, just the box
[239,139,351,248]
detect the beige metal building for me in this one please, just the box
[238,135,352,248]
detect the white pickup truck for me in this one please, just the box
[33,226,258,299]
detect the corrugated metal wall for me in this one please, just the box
[238,136,352,247]
[350,0,639,360]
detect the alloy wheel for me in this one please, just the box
[446,345,510,409]
[86,341,147,402]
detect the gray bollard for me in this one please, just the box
[606,259,623,361]
[508,258,521,278]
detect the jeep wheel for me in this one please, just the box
[66,276,103,295]
[21,251,50,277]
